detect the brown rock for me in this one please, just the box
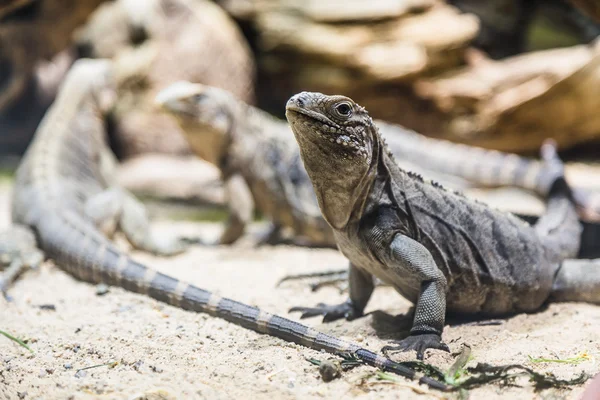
[0,0,107,110]
[415,43,600,151]
[76,0,256,158]
[568,0,600,22]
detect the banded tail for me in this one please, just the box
[533,142,582,261]
[383,126,561,196]
[34,213,450,391]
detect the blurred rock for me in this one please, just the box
[449,0,600,59]
[75,0,256,158]
[415,43,600,152]
[216,0,600,154]
[0,0,106,154]
[0,0,106,111]
[257,3,478,83]
[568,0,600,22]
[117,154,225,206]
[0,0,33,18]
[284,0,436,23]
[0,48,76,155]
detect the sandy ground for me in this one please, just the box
[1,180,600,400]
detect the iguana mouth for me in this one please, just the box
[156,98,197,119]
[286,104,341,130]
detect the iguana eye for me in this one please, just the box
[334,102,352,117]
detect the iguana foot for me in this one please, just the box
[218,216,246,245]
[289,299,362,322]
[144,236,190,256]
[255,223,286,246]
[381,333,449,360]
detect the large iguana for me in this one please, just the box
[155,81,599,247]
[0,59,452,391]
[285,91,600,359]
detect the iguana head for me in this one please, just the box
[286,92,379,229]
[155,81,236,165]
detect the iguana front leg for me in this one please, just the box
[380,234,449,360]
[219,173,254,245]
[289,263,374,322]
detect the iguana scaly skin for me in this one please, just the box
[155,82,598,247]
[0,60,451,391]
[285,91,600,359]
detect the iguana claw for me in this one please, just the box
[381,333,449,360]
[289,299,362,322]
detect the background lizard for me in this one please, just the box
[156,81,599,248]
[0,59,451,391]
[285,91,600,360]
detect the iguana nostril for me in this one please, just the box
[286,94,307,110]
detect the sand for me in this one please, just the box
[1,181,599,400]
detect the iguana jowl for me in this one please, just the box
[156,82,600,248]
[0,60,452,391]
[285,91,600,359]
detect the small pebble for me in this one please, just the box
[95,284,109,296]
[74,370,87,378]
[133,360,144,371]
[150,365,163,373]
[64,363,72,370]
[318,359,342,382]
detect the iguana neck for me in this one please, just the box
[308,126,383,230]
[225,99,293,171]
[350,132,404,224]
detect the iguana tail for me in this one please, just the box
[383,126,600,220]
[35,213,450,391]
[383,125,561,195]
[532,141,582,261]
[551,258,600,304]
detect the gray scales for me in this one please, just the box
[0,59,452,391]
[285,91,600,359]
[155,81,600,249]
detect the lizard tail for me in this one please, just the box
[36,214,450,391]
[385,129,600,220]
[533,140,582,261]
[551,258,600,304]
[385,128,559,196]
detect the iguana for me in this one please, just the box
[155,81,599,247]
[0,59,451,391]
[285,91,600,359]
